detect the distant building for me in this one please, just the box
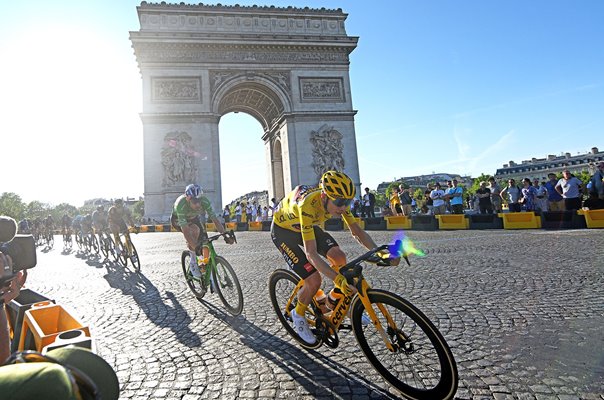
[494,146,602,182]
[376,173,471,194]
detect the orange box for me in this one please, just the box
[436,214,469,230]
[498,212,541,229]
[385,216,412,230]
[18,303,90,353]
[577,209,604,228]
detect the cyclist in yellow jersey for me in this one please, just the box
[271,170,400,344]
[108,199,135,255]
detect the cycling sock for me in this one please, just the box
[295,301,308,317]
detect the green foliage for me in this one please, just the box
[374,191,386,208]
[26,200,50,220]
[467,173,493,195]
[413,188,424,201]
[132,200,145,222]
[0,192,25,219]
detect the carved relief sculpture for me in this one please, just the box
[161,132,198,187]
[310,125,345,178]
[152,77,201,102]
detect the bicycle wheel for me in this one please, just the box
[350,289,458,400]
[181,251,207,299]
[75,233,83,250]
[90,234,99,254]
[116,238,128,266]
[83,235,91,252]
[129,241,140,272]
[47,233,54,248]
[99,235,109,258]
[212,256,243,315]
[268,269,322,350]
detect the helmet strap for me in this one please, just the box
[320,192,329,211]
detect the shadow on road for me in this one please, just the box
[103,263,202,348]
[201,300,399,399]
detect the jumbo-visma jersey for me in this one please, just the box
[273,186,356,241]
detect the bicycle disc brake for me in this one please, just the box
[315,316,339,348]
[387,326,414,353]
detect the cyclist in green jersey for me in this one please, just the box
[171,184,234,278]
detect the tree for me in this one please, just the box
[26,201,50,220]
[53,203,78,220]
[132,200,145,222]
[0,192,25,219]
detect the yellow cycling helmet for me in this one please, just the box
[320,171,355,200]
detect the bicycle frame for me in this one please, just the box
[286,245,406,352]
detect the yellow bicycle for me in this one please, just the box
[268,243,458,399]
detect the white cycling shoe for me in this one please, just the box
[291,311,317,345]
[189,263,202,279]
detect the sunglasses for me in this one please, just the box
[331,198,353,207]
[5,351,99,400]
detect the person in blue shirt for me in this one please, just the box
[544,173,564,211]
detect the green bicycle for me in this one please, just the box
[181,230,243,316]
[269,243,458,399]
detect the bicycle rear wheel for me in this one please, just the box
[351,289,458,399]
[90,234,99,254]
[116,238,128,267]
[212,256,243,315]
[268,269,322,350]
[99,234,109,258]
[181,251,207,299]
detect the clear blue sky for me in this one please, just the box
[1,0,602,206]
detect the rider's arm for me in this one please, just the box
[348,222,378,251]
[303,239,338,281]
[210,215,226,235]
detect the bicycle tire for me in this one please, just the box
[90,234,99,254]
[181,251,207,299]
[350,289,458,400]
[129,241,141,272]
[75,233,83,250]
[99,234,109,258]
[83,235,91,252]
[268,269,322,350]
[47,234,54,248]
[116,238,128,267]
[212,256,243,315]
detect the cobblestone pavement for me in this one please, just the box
[23,229,604,400]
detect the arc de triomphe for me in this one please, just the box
[130,2,361,219]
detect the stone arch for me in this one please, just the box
[131,3,361,219]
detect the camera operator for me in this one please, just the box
[0,216,28,362]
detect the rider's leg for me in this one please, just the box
[295,271,321,316]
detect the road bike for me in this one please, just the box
[98,229,118,262]
[83,231,99,254]
[62,228,72,250]
[268,244,458,399]
[115,227,140,272]
[42,228,54,249]
[74,230,84,251]
[181,230,243,316]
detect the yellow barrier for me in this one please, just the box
[206,223,217,232]
[498,212,541,229]
[248,221,262,231]
[577,209,604,228]
[385,216,412,230]
[225,222,238,231]
[436,214,469,230]
[18,303,91,353]
[343,217,364,230]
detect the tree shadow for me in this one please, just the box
[102,263,202,348]
[201,300,400,399]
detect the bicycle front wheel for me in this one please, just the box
[181,251,207,299]
[129,241,140,272]
[212,256,243,315]
[90,235,99,254]
[268,269,322,350]
[351,289,458,400]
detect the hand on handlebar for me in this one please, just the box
[224,236,235,245]
[333,273,354,297]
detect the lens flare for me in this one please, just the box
[389,230,425,257]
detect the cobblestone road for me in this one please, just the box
[23,229,604,399]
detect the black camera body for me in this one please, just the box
[0,234,37,272]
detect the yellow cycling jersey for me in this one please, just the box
[273,185,356,241]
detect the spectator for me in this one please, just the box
[545,173,564,211]
[589,162,604,200]
[246,202,253,223]
[419,204,431,215]
[382,205,393,217]
[520,178,538,212]
[250,201,258,222]
[390,188,403,216]
[555,169,583,211]
[222,205,231,223]
[261,206,269,221]
[444,180,453,213]
[447,179,464,214]
[398,185,413,216]
[488,177,503,213]
[582,191,604,210]
[430,183,447,215]
[424,184,434,214]
[361,188,376,218]
[475,181,493,214]
[268,198,279,218]
[500,178,523,212]
[533,179,548,212]
[411,196,417,213]
[235,202,242,223]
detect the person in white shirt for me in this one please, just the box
[430,183,447,215]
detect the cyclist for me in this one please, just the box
[271,170,400,345]
[92,205,108,235]
[61,213,72,235]
[108,199,136,255]
[43,214,55,238]
[80,214,93,243]
[171,184,234,279]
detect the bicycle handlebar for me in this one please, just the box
[206,230,237,244]
[339,240,410,284]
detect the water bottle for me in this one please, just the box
[327,288,343,310]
